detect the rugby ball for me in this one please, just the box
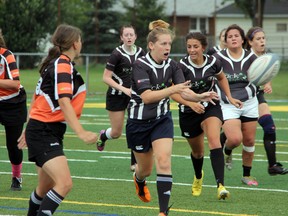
[247,53,281,86]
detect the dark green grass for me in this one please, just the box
[0,101,287,216]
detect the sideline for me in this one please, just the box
[83,102,288,111]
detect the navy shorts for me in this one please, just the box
[26,119,66,167]
[106,93,130,111]
[179,102,223,138]
[126,112,174,153]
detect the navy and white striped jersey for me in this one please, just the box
[214,49,257,103]
[206,45,222,55]
[178,54,222,113]
[105,44,145,95]
[128,53,185,120]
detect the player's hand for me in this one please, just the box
[263,82,272,94]
[198,91,219,105]
[17,130,27,149]
[78,131,98,144]
[228,97,243,109]
[191,102,205,114]
[173,81,191,94]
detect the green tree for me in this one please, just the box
[81,0,122,55]
[121,0,167,50]
[0,0,57,68]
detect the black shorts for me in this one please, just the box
[126,112,174,153]
[106,93,130,111]
[26,119,67,167]
[0,100,27,126]
[257,89,267,104]
[179,102,223,138]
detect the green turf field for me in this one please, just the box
[0,63,287,215]
[0,97,287,216]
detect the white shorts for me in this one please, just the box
[221,96,259,120]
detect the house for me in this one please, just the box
[115,0,288,58]
[215,0,288,58]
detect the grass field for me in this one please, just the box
[0,63,287,215]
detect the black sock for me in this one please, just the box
[220,132,227,149]
[27,190,43,216]
[37,189,64,215]
[243,165,252,177]
[100,130,108,142]
[224,146,232,156]
[157,174,172,213]
[190,153,203,179]
[210,148,225,187]
[131,150,137,165]
[263,133,276,167]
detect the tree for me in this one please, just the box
[234,0,266,27]
[121,0,167,49]
[0,0,58,68]
[81,0,122,55]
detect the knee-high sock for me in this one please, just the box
[210,148,225,187]
[157,174,172,213]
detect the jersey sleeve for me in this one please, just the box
[56,58,73,99]
[105,49,119,71]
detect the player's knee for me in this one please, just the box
[258,114,276,134]
[243,145,255,153]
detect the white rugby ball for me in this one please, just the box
[247,53,281,86]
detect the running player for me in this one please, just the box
[18,24,97,215]
[172,32,242,200]
[246,27,288,175]
[0,30,27,191]
[126,20,219,216]
[214,24,259,186]
[96,25,145,172]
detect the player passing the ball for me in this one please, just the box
[126,20,219,216]
[214,24,259,186]
[17,24,98,215]
[171,32,242,200]
[246,26,288,175]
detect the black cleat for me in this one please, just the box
[11,177,22,191]
[268,162,288,176]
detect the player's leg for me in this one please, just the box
[133,149,153,203]
[187,135,205,196]
[222,119,242,170]
[258,102,288,175]
[5,124,24,190]
[97,110,125,151]
[241,119,258,186]
[153,138,173,215]
[37,156,72,214]
[203,116,229,199]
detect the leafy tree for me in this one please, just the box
[81,0,122,55]
[121,0,167,50]
[0,0,57,68]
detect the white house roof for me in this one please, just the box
[113,0,232,17]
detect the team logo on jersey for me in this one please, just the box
[226,72,247,82]
[135,145,144,150]
[151,83,167,90]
